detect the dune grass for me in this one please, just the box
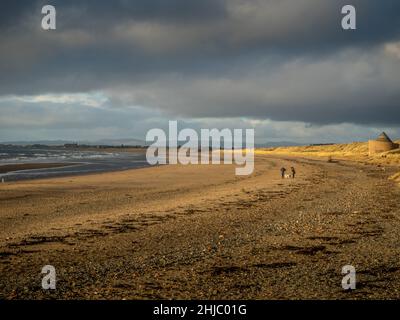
[257,142,368,158]
[257,141,400,186]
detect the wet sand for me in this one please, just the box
[1,155,400,299]
[0,163,74,174]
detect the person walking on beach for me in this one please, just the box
[280,167,286,179]
[291,167,296,179]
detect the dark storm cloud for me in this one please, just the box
[0,0,226,23]
[0,0,400,126]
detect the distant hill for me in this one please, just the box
[94,138,148,146]
[0,138,148,147]
[0,140,74,146]
[256,141,303,148]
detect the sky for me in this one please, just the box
[0,0,400,144]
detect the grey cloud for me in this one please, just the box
[0,97,166,141]
[1,96,399,143]
[106,47,400,125]
[0,0,400,128]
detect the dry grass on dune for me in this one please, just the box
[256,140,400,168]
[257,141,369,158]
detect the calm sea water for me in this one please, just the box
[0,145,150,181]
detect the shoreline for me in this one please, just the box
[0,163,76,175]
[0,162,156,183]
[0,146,150,182]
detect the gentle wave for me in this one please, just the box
[0,146,150,181]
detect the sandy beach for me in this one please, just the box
[1,154,400,299]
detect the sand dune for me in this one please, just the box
[258,140,400,170]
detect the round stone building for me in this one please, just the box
[368,132,399,155]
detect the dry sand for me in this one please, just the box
[1,155,400,299]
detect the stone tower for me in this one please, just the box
[368,132,399,155]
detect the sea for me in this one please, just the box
[0,145,150,181]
